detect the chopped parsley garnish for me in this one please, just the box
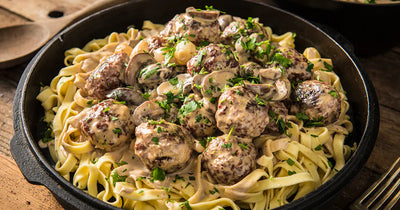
[287,158,295,166]
[157,127,162,133]
[195,114,202,123]
[199,40,210,47]
[228,73,260,85]
[92,158,98,164]
[189,176,196,181]
[199,138,208,148]
[162,46,176,64]
[139,64,161,79]
[136,176,146,181]
[42,127,53,143]
[169,77,179,85]
[209,97,218,104]
[322,61,333,72]
[226,126,235,142]
[113,128,122,134]
[295,113,324,127]
[151,167,166,181]
[288,170,296,175]
[87,100,94,106]
[196,49,206,66]
[203,117,211,124]
[151,137,160,145]
[179,100,202,117]
[110,116,119,121]
[222,142,232,148]
[235,90,243,96]
[255,94,266,106]
[328,160,334,169]
[328,90,338,98]
[138,190,144,194]
[238,142,248,150]
[148,119,164,125]
[102,107,110,112]
[113,100,126,105]
[314,144,323,151]
[209,187,220,194]
[311,134,319,138]
[111,171,127,186]
[115,161,128,166]
[173,175,185,183]
[180,201,192,210]
[246,17,256,30]
[305,61,314,72]
[272,52,292,68]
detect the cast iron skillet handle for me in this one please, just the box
[10,124,95,210]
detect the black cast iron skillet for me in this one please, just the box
[11,0,379,209]
[272,0,400,56]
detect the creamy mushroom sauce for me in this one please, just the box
[37,6,355,210]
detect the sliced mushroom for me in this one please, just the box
[186,7,219,20]
[132,99,178,126]
[106,87,146,106]
[157,73,193,96]
[201,70,235,98]
[192,74,206,95]
[259,67,284,83]
[138,63,173,89]
[124,53,156,87]
[218,14,233,31]
[240,62,262,78]
[245,78,291,101]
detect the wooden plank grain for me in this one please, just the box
[0,7,29,28]
[0,154,64,209]
[0,0,96,21]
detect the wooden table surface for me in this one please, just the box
[0,0,399,209]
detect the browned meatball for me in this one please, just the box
[216,86,270,138]
[264,101,288,134]
[187,44,239,75]
[160,7,221,45]
[80,99,134,151]
[134,121,194,173]
[201,135,256,185]
[267,47,312,82]
[84,52,129,99]
[179,98,217,138]
[294,80,341,126]
[220,17,269,45]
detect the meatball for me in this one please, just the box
[84,52,129,99]
[216,86,270,138]
[134,121,194,173]
[160,7,221,45]
[293,80,341,125]
[187,44,239,75]
[267,47,312,82]
[179,98,217,138]
[201,134,256,185]
[264,101,288,134]
[80,99,134,151]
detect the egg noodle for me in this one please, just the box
[37,8,354,210]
